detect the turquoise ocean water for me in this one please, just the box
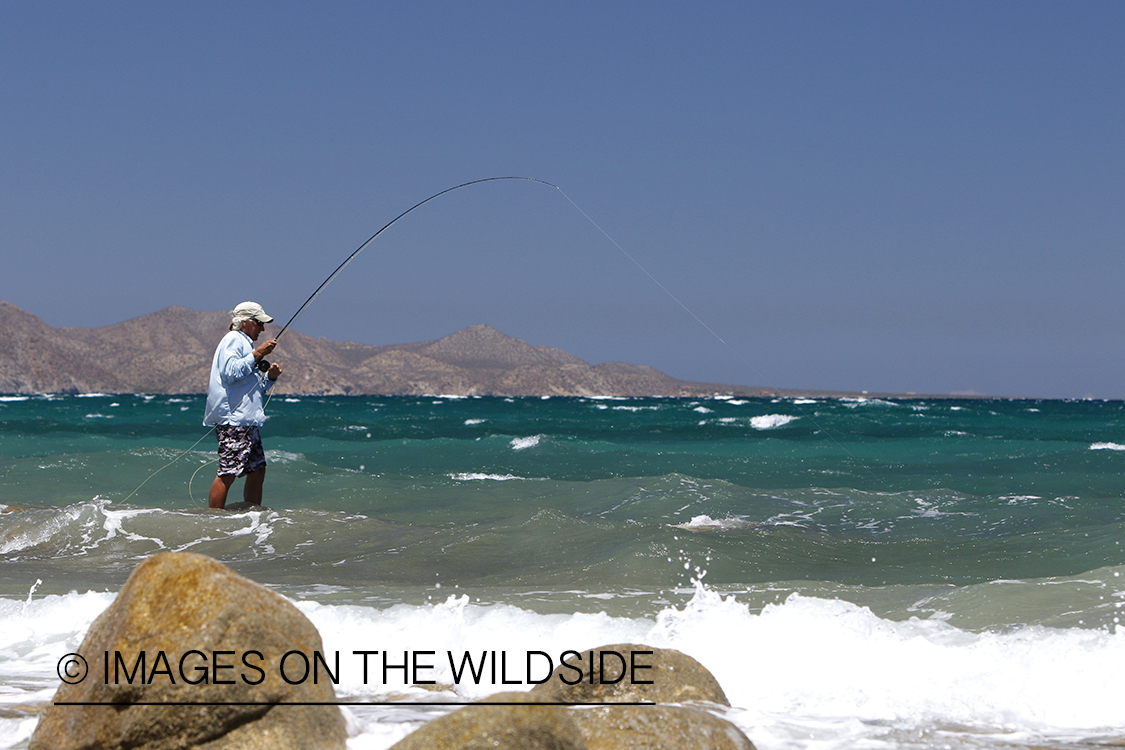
[2,393,1124,748]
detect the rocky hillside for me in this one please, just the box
[0,301,757,397]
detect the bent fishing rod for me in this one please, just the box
[255,176,559,371]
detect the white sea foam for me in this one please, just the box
[3,583,1125,749]
[750,414,799,430]
[98,507,167,550]
[651,587,1125,745]
[0,498,162,556]
[0,589,118,746]
[264,450,304,464]
[0,396,29,403]
[1090,442,1125,451]
[670,514,757,531]
[223,511,277,553]
[510,436,541,451]
[0,504,87,555]
[842,397,897,408]
[450,473,527,482]
[463,419,486,425]
[1001,495,1043,504]
[2,499,302,562]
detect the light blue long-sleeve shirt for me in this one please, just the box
[203,330,274,426]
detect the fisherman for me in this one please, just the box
[204,301,284,509]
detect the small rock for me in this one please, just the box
[388,691,586,750]
[530,643,729,706]
[573,704,755,750]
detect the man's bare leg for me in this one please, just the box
[243,467,265,505]
[209,474,236,509]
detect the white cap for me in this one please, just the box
[231,301,274,324]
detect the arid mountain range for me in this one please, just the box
[0,301,797,398]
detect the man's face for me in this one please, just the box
[243,318,265,341]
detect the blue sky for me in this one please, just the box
[2,2,1122,398]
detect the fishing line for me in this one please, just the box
[555,188,726,346]
[271,176,560,343]
[188,458,219,506]
[552,188,898,496]
[120,429,216,505]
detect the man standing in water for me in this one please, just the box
[204,302,284,509]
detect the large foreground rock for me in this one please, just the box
[530,643,730,706]
[31,552,346,750]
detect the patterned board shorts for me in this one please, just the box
[215,425,267,477]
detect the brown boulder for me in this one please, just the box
[573,704,755,750]
[30,552,346,750]
[388,691,586,750]
[530,643,729,706]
